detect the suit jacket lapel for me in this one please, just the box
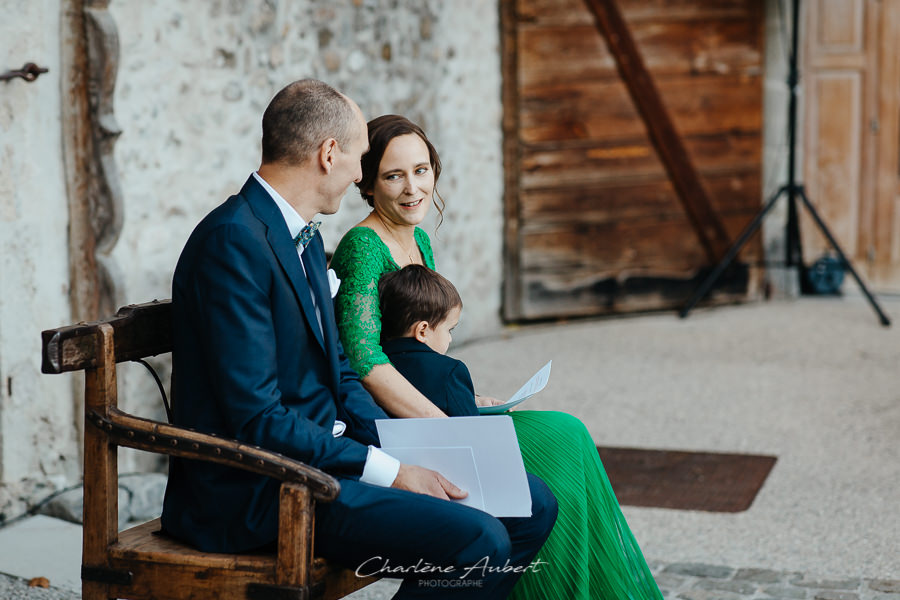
[241,177,326,353]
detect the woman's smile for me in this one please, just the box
[370,133,435,227]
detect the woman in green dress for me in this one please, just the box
[331,114,663,600]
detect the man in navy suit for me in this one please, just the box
[161,79,557,598]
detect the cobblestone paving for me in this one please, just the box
[647,561,900,600]
[3,563,898,599]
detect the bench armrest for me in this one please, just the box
[89,407,340,502]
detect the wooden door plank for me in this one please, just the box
[521,171,762,225]
[520,133,761,190]
[520,213,759,273]
[802,0,868,263]
[502,0,524,319]
[519,19,762,88]
[521,75,762,146]
[872,0,900,266]
[518,0,755,26]
[581,0,734,263]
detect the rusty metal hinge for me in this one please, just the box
[81,565,133,586]
[1,63,49,83]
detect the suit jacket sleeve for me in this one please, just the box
[334,335,386,446]
[186,223,369,476]
[443,362,481,417]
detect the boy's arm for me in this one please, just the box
[443,362,481,417]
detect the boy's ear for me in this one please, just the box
[411,320,430,343]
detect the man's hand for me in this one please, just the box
[391,464,468,501]
[475,394,506,407]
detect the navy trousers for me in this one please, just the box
[314,473,558,598]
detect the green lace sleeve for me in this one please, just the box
[331,227,394,378]
[414,227,436,270]
[331,226,436,378]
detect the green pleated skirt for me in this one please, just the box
[507,411,663,600]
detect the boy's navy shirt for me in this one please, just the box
[381,337,480,417]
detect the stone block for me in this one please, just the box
[38,486,132,529]
[118,473,167,522]
[664,563,735,579]
[813,592,859,600]
[654,573,689,590]
[791,576,861,591]
[735,568,786,584]
[695,578,759,595]
[870,582,900,594]
[762,585,809,599]
[677,589,743,600]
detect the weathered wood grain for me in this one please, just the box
[518,0,756,26]
[520,75,762,144]
[45,300,378,599]
[42,299,171,374]
[519,213,760,273]
[503,0,764,319]
[520,133,761,190]
[519,19,762,87]
[520,170,762,224]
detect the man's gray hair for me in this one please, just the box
[261,79,357,165]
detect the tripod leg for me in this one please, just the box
[680,186,787,318]
[796,188,891,326]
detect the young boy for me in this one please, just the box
[378,264,480,417]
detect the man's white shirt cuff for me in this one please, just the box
[360,446,400,487]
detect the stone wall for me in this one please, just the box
[0,0,504,521]
[106,0,505,462]
[0,0,791,522]
[0,0,81,520]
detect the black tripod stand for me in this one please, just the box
[679,0,890,326]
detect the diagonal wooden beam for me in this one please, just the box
[583,0,733,263]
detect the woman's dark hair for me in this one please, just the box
[357,115,446,227]
[378,265,462,342]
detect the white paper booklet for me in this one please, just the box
[478,360,552,415]
[376,415,532,517]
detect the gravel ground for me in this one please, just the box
[4,295,898,598]
[454,295,900,580]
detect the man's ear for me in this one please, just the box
[318,138,338,173]
[412,321,430,344]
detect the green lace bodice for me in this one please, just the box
[330,226,435,378]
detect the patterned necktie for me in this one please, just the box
[294,221,321,248]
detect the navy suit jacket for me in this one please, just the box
[161,176,389,553]
[382,337,480,417]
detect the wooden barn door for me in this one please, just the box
[501,0,765,320]
[803,0,900,292]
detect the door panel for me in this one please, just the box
[503,0,764,319]
[803,0,900,291]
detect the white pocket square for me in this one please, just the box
[327,269,341,298]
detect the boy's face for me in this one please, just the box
[421,305,461,355]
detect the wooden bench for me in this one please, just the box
[41,299,377,600]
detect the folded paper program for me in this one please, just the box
[478,361,552,415]
[376,415,532,517]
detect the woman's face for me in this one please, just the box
[369,133,434,227]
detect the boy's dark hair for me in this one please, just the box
[378,265,462,342]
